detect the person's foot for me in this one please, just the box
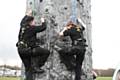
[32,67,45,73]
[53,45,62,51]
[60,60,75,71]
[66,65,75,71]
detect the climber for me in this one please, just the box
[16,9,50,80]
[56,18,87,80]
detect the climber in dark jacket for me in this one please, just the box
[58,18,87,80]
[16,10,50,80]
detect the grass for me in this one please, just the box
[96,77,112,80]
[0,77,20,80]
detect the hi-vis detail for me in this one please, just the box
[76,26,81,32]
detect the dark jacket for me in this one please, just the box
[63,26,86,46]
[63,26,85,41]
[18,15,47,48]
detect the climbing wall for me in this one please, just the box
[22,0,93,80]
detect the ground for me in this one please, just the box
[96,77,112,80]
[0,77,20,80]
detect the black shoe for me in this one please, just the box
[67,66,75,71]
[66,62,76,71]
[32,68,45,73]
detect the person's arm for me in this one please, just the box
[32,22,47,32]
[59,27,67,36]
[77,18,86,31]
[32,17,47,33]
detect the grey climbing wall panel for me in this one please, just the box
[23,0,93,80]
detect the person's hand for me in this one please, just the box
[41,17,45,23]
[59,27,67,36]
[26,9,32,16]
[59,32,63,36]
[77,17,81,23]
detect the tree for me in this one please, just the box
[22,0,92,80]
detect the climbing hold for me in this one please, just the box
[30,2,32,5]
[33,11,37,16]
[54,23,58,26]
[64,7,68,10]
[45,9,49,12]
[80,3,84,7]
[52,15,56,19]
[39,0,43,2]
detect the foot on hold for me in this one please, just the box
[32,67,45,73]
[53,45,62,51]
[66,66,75,71]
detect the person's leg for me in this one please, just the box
[32,47,50,72]
[24,58,33,80]
[18,48,33,80]
[75,48,85,80]
[58,48,76,71]
[25,69,33,80]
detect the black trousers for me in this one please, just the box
[17,46,50,80]
[58,45,86,80]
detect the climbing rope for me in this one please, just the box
[71,0,77,24]
[29,0,35,16]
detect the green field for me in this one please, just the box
[96,77,112,80]
[0,77,112,80]
[0,77,20,80]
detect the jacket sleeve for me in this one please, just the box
[81,25,85,31]
[32,22,47,33]
[63,29,70,36]
[77,18,86,31]
[20,15,31,27]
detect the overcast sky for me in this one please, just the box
[0,0,26,67]
[92,0,120,69]
[0,0,120,69]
